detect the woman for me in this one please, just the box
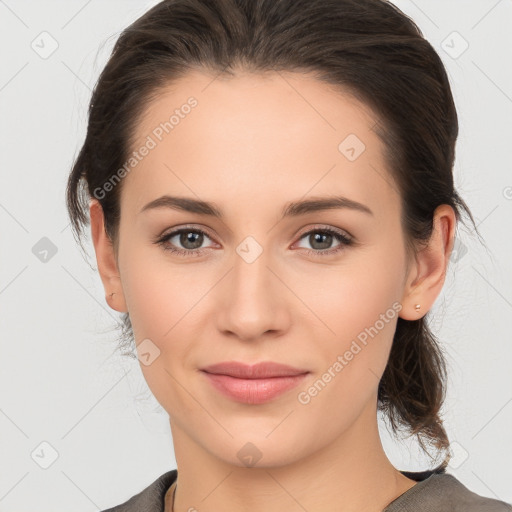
[66,0,511,510]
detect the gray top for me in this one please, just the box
[101,468,512,512]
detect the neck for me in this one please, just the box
[168,399,417,512]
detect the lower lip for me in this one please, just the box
[202,371,309,404]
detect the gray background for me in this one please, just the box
[0,0,511,510]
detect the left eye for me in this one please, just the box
[294,227,353,256]
[154,226,353,258]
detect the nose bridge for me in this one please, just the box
[235,235,271,288]
[231,233,277,306]
[216,233,288,339]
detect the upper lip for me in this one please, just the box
[201,361,309,379]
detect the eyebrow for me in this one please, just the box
[140,194,373,218]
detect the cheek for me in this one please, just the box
[118,244,212,396]
[119,249,200,411]
[118,241,192,341]
[294,243,405,386]
[293,283,401,439]
[299,248,404,338]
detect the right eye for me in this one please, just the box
[154,227,217,257]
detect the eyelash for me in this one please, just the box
[153,225,354,258]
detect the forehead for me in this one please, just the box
[123,69,399,221]
[133,68,380,149]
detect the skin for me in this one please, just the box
[90,69,455,512]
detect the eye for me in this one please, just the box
[153,224,354,258]
[293,226,353,257]
[153,226,217,257]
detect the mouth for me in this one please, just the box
[200,361,310,404]
[201,360,309,378]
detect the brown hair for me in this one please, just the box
[66,0,482,471]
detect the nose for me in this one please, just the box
[213,244,291,343]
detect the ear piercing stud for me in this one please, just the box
[415,304,421,311]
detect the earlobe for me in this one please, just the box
[89,199,128,313]
[399,204,456,320]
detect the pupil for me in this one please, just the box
[311,232,332,250]
[181,231,202,249]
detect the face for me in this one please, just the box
[110,69,415,468]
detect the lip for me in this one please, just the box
[201,361,309,379]
[200,361,310,404]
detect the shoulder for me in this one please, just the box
[426,474,511,511]
[387,471,512,512]
[100,469,177,512]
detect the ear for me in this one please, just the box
[399,204,456,320]
[89,199,128,313]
